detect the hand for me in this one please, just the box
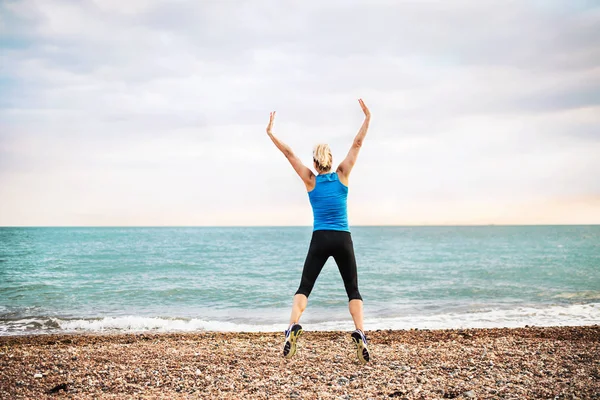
[266,111,276,135]
[358,99,370,118]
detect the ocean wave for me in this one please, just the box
[310,302,600,331]
[0,316,280,335]
[1,303,598,336]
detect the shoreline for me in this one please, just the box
[2,300,598,336]
[1,325,599,399]
[1,322,600,339]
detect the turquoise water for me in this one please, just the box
[0,226,599,335]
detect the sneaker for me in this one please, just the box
[351,329,370,364]
[283,323,303,359]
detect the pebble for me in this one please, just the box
[34,373,43,379]
[1,326,598,398]
[49,383,68,394]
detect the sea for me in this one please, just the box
[0,226,598,336]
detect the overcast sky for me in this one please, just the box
[1,0,599,226]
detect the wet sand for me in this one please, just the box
[1,326,599,399]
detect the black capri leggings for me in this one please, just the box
[295,230,362,301]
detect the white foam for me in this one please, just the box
[1,303,598,335]
[310,303,600,331]
[58,316,280,333]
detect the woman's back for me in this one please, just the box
[308,172,349,232]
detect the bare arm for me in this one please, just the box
[337,99,371,183]
[266,111,315,190]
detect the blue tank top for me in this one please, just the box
[308,172,349,232]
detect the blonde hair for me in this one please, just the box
[313,144,332,173]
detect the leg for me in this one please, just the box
[333,234,370,363]
[289,294,307,325]
[290,232,329,324]
[349,299,364,331]
[332,233,363,330]
[283,232,329,359]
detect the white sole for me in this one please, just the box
[351,331,370,364]
[283,326,303,359]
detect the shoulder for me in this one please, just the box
[304,173,316,192]
[335,167,349,187]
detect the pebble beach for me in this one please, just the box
[1,325,599,399]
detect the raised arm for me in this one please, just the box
[266,111,315,190]
[337,99,371,183]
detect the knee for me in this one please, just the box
[295,289,310,300]
[347,288,363,303]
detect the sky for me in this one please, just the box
[0,0,599,226]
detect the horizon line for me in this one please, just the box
[1,224,599,228]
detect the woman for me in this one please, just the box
[266,99,371,364]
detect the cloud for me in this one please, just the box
[1,0,599,225]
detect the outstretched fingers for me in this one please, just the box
[267,111,276,134]
[358,99,370,117]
